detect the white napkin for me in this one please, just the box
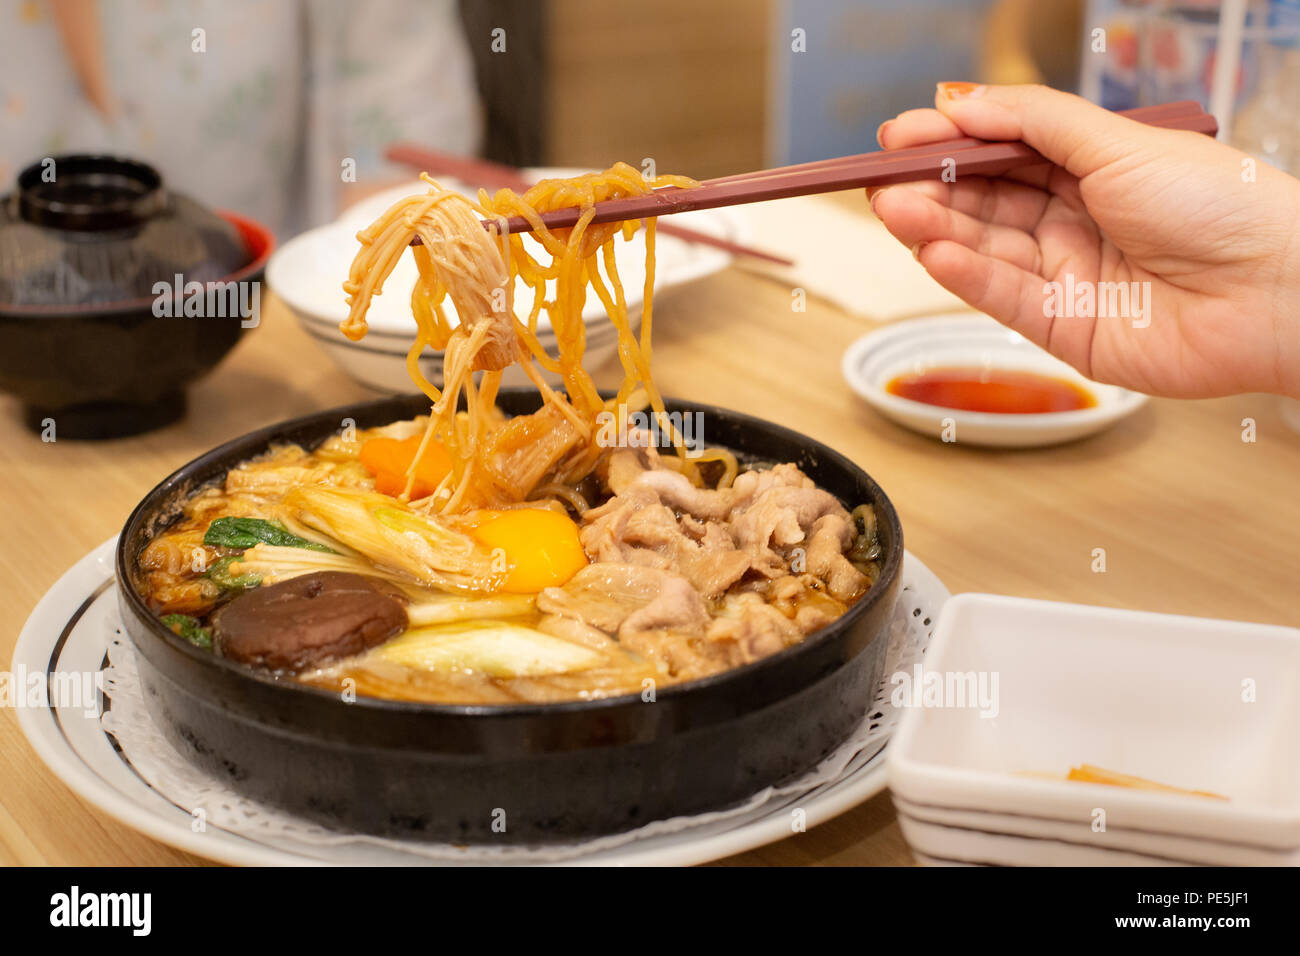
[734,191,969,323]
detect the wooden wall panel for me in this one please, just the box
[545,0,772,178]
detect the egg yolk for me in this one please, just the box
[469,509,588,593]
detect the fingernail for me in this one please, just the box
[876,120,893,148]
[911,241,928,262]
[937,82,984,100]
[868,187,888,218]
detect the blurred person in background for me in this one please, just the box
[0,0,482,237]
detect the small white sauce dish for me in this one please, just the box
[888,593,1300,866]
[842,313,1148,448]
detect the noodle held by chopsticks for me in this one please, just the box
[341,163,742,514]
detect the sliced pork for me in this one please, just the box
[537,562,709,639]
[619,575,710,638]
[550,452,876,680]
[706,593,803,661]
[805,513,870,601]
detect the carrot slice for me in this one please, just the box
[360,435,453,499]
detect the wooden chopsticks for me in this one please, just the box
[385,144,796,266]
[415,100,1214,241]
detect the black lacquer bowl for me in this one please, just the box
[116,391,903,844]
[0,156,274,439]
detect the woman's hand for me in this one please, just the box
[870,83,1300,399]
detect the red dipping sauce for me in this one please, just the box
[885,366,1096,414]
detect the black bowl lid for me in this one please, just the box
[0,154,249,310]
[16,155,168,231]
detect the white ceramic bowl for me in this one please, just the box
[888,593,1300,866]
[269,175,747,392]
[842,313,1148,447]
[294,306,627,392]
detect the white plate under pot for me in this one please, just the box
[842,313,1148,448]
[15,538,950,866]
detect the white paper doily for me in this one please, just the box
[17,537,948,865]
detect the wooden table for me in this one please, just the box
[2,212,1297,866]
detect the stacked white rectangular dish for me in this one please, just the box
[889,594,1300,866]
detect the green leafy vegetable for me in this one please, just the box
[161,613,213,649]
[203,517,333,553]
[206,555,263,592]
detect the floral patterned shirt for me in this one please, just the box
[0,0,482,236]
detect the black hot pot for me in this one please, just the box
[116,390,903,844]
